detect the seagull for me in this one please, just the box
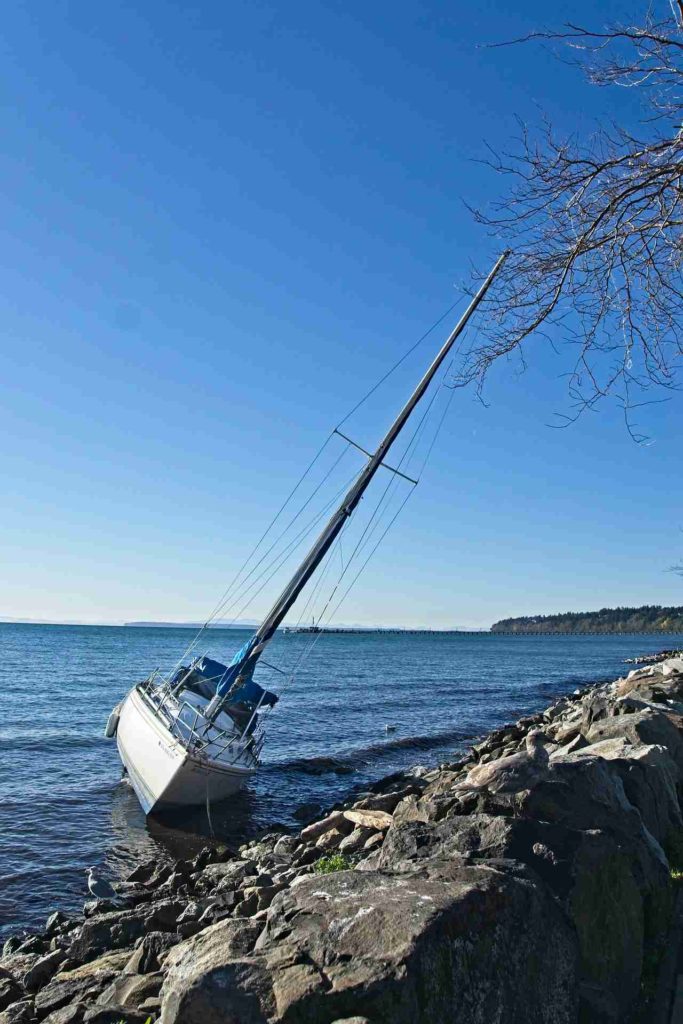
[455,730,550,794]
[86,866,118,902]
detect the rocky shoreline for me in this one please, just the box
[3,654,683,1024]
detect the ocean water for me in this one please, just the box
[1,622,682,938]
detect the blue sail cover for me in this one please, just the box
[194,635,278,708]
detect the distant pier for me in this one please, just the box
[281,627,683,636]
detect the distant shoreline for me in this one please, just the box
[2,619,683,637]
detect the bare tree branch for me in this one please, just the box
[456,5,683,435]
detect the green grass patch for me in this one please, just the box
[313,853,352,874]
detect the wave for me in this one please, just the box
[0,734,106,752]
[263,727,473,776]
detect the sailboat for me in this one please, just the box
[105,252,508,815]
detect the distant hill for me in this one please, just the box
[491,605,683,634]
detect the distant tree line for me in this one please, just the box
[491,606,683,633]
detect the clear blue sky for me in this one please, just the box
[1,0,680,629]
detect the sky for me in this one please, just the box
[1,0,681,629]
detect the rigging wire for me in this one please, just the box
[171,291,472,687]
[325,371,457,629]
[311,357,453,627]
[204,440,353,627]
[335,294,467,430]
[260,356,459,717]
[172,442,359,676]
[194,354,451,655]
[320,374,457,625]
[172,431,337,671]
[202,461,366,634]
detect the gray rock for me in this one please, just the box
[456,731,550,794]
[299,812,352,843]
[338,827,374,854]
[232,892,258,918]
[561,740,682,844]
[237,838,279,865]
[0,953,41,985]
[137,997,161,1013]
[69,901,183,962]
[15,936,45,954]
[22,950,66,992]
[291,845,318,868]
[392,790,460,824]
[314,827,345,850]
[41,1003,85,1024]
[363,832,384,852]
[124,860,157,884]
[96,972,163,1009]
[378,804,669,1019]
[34,951,134,1018]
[161,862,578,1024]
[124,932,177,975]
[352,787,415,813]
[197,892,240,923]
[513,755,647,835]
[272,835,298,861]
[580,692,613,729]
[392,794,430,825]
[0,972,22,1013]
[175,902,200,925]
[82,1008,151,1024]
[0,1000,35,1024]
[161,918,262,1007]
[587,708,683,771]
[553,733,589,756]
[197,861,255,894]
[44,913,68,937]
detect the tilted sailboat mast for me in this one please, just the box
[205,250,509,718]
[111,251,510,814]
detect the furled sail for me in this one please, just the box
[197,638,278,720]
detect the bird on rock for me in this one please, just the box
[86,866,118,902]
[456,730,550,794]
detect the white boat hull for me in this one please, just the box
[116,687,256,815]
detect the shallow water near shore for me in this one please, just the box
[1,622,682,937]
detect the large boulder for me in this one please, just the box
[586,709,683,772]
[195,861,256,895]
[33,951,133,1020]
[124,932,178,975]
[511,757,671,928]
[524,754,634,826]
[377,811,660,1021]
[560,741,681,845]
[95,972,163,1010]
[68,901,183,963]
[160,862,578,1024]
[0,1002,34,1024]
[616,667,683,703]
[0,971,22,1013]
[23,951,67,992]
